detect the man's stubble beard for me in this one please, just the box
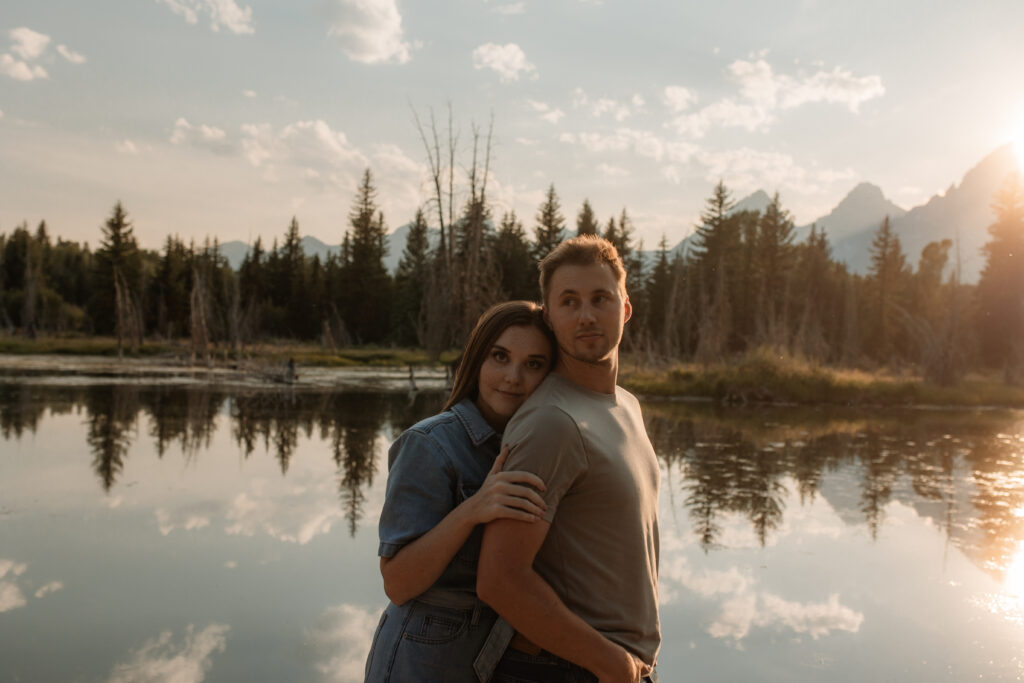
[557,334,620,366]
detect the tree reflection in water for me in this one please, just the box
[644,402,1024,582]
[1,383,1022,575]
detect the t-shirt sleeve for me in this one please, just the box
[502,406,588,522]
[377,429,454,558]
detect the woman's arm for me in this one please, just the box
[380,446,548,606]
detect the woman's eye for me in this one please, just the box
[492,350,508,362]
[527,360,546,370]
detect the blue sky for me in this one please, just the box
[2,0,1023,250]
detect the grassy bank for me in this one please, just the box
[0,335,458,367]
[3,336,1023,407]
[621,348,1024,408]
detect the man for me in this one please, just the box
[477,235,660,683]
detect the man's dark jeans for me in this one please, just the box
[491,647,658,683]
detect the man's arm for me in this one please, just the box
[477,518,643,683]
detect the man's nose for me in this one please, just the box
[580,303,597,322]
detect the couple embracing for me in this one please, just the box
[364,235,660,683]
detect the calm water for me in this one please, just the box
[2,378,1024,682]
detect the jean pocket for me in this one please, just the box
[402,603,471,644]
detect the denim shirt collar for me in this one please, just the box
[451,398,498,447]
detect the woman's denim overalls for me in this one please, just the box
[364,400,513,682]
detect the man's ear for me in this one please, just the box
[623,296,632,324]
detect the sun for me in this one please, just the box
[1013,121,1024,172]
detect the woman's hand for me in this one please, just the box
[466,445,547,524]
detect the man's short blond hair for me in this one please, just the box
[538,235,627,305]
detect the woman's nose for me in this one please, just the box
[505,364,523,385]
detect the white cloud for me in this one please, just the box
[667,58,883,139]
[573,89,634,121]
[242,89,256,98]
[526,99,564,124]
[758,593,864,639]
[161,0,199,24]
[107,623,230,683]
[670,98,772,137]
[116,139,140,155]
[472,43,536,82]
[571,87,588,108]
[34,581,64,599]
[0,560,29,613]
[155,506,214,535]
[326,0,411,65]
[492,1,526,14]
[708,592,863,641]
[225,481,346,544]
[57,44,86,63]
[631,93,645,110]
[695,147,853,196]
[0,581,26,613]
[304,604,381,683]
[663,85,697,113]
[159,0,255,35]
[596,163,629,178]
[729,58,885,112]
[0,54,47,81]
[170,117,231,152]
[592,97,631,121]
[561,127,694,165]
[0,108,5,118]
[9,27,50,61]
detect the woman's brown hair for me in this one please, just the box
[443,301,555,411]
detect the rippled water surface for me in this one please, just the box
[2,379,1024,682]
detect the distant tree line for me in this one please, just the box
[1,161,1022,381]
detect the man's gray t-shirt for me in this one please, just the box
[502,371,661,667]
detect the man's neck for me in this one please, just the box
[554,351,619,394]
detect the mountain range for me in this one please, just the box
[219,144,1020,284]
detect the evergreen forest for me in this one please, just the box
[2,164,1023,384]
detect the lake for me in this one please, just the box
[1,375,1023,682]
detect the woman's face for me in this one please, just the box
[475,325,553,431]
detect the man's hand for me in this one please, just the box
[595,647,648,683]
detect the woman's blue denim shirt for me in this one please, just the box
[378,398,499,605]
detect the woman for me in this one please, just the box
[364,301,556,682]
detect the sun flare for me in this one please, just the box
[1013,123,1024,172]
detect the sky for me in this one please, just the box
[2,0,1024,251]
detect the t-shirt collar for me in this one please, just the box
[452,398,499,446]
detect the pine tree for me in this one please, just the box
[975,173,1024,375]
[867,215,909,361]
[533,184,566,262]
[754,192,796,345]
[492,210,536,300]
[393,209,431,345]
[90,201,143,339]
[645,235,673,353]
[343,169,392,343]
[576,199,599,236]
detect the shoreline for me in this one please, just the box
[2,347,1023,408]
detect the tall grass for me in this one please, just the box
[622,347,1024,407]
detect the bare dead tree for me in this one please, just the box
[113,267,142,358]
[413,105,500,358]
[189,266,211,365]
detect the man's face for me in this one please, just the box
[544,262,631,364]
